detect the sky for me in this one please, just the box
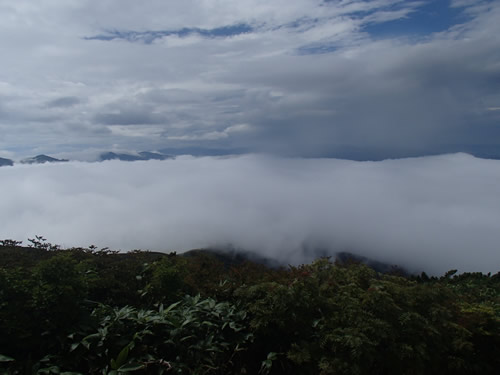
[0,0,499,160]
[2,153,500,275]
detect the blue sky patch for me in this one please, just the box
[85,23,253,44]
[362,1,466,38]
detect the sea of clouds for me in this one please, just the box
[1,153,500,275]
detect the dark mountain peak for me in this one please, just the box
[100,152,144,162]
[335,251,409,276]
[0,157,14,167]
[181,247,282,269]
[100,151,174,162]
[138,151,173,160]
[20,154,69,164]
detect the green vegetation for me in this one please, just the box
[1,239,500,374]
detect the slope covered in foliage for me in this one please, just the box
[1,239,500,374]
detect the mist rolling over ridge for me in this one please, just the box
[1,153,499,275]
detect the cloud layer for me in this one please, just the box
[2,154,500,275]
[0,0,499,159]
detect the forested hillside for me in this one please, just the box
[1,239,499,374]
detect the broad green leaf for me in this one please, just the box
[37,366,61,374]
[0,354,15,362]
[82,333,101,342]
[181,318,193,327]
[118,363,146,372]
[163,301,181,314]
[114,342,132,368]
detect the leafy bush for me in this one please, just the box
[144,256,189,304]
[2,243,500,374]
[28,295,251,374]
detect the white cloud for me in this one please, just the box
[1,154,500,275]
[225,123,252,133]
[108,125,165,137]
[167,123,253,141]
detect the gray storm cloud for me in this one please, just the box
[1,153,500,275]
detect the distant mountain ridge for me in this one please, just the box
[99,151,173,162]
[181,248,409,275]
[0,151,176,166]
[181,248,282,269]
[335,251,409,275]
[0,157,14,167]
[20,154,69,164]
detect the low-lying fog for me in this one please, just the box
[1,153,499,275]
